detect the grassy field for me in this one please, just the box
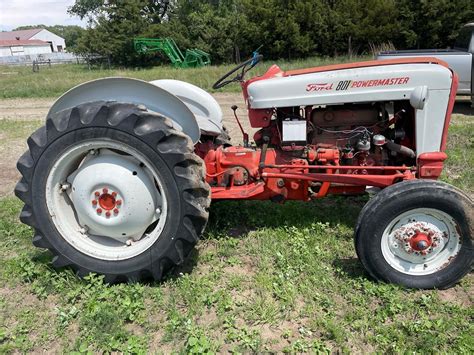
[0,114,472,353]
[0,56,368,99]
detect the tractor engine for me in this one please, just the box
[310,104,382,146]
[197,100,417,200]
[253,101,416,170]
[306,103,414,168]
[194,58,456,201]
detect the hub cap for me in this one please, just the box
[381,208,461,275]
[46,140,168,261]
[409,232,431,252]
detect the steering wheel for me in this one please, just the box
[212,54,263,90]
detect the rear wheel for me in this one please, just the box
[15,101,210,282]
[355,180,473,289]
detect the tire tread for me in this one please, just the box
[15,100,210,283]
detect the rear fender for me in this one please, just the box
[47,77,201,143]
[150,79,224,136]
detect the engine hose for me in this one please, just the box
[385,140,416,158]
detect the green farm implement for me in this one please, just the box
[134,37,211,68]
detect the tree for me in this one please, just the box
[67,0,474,66]
[394,0,474,49]
[69,0,173,24]
[70,1,171,65]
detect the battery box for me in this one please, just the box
[282,119,307,145]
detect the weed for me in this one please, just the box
[184,320,219,354]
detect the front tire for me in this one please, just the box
[355,180,473,289]
[15,101,210,282]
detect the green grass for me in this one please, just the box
[0,119,42,140]
[0,55,368,99]
[441,114,474,193]
[0,117,472,353]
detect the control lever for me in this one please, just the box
[231,105,249,147]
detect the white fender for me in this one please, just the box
[47,77,201,143]
[150,79,224,136]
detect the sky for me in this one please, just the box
[0,0,86,31]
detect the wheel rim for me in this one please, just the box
[45,139,168,261]
[381,208,461,275]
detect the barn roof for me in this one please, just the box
[0,28,44,40]
[0,39,49,47]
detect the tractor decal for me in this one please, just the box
[336,80,352,90]
[307,77,410,92]
[306,83,334,91]
[351,77,410,88]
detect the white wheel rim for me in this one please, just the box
[45,139,168,261]
[381,208,461,275]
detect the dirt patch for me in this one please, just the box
[258,320,303,350]
[196,308,219,326]
[437,285,473,308]
[222,255,256,278]
[0,138,28,197]
[212,92,257,142]
[0,98,53,121]
[0,284,62,351]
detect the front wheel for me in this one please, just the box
[15,101,211,282]
[355,180,473,289]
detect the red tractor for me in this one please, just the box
[16,55,472,289]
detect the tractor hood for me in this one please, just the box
[246,61,453,109]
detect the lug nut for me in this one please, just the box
[116,200,122,206]
[94,191,100,197]
[113,208,119,214]
[92,200,97,205]
[102,188,108,193]
[112,191,117,197]
[96,208,102,214]
[105,211,111,217]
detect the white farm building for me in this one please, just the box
[0,39,52,57]
[0,28,66,57]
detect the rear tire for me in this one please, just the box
[15,101,210,282]
[355,180,473,289]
